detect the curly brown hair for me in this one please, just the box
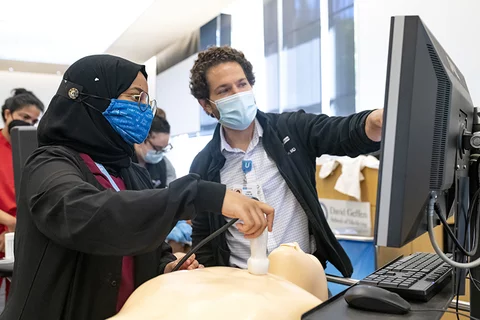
[189,46,255,100]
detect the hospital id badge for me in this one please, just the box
[231,184,266,203]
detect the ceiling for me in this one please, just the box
[106,0,236,63]
[0,59,68,74]
[0,0,154,65]
[0,0,236,73]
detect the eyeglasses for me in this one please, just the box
[126,91,157,115]
[147,140,173,154]
[79,90,157,115]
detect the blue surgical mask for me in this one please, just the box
[102,99,154,145]
[211,90,258,131]
[144,149,164,164]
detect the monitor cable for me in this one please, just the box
[434,199,479,257]
[428,191,480,269]
[467,272,480,292]
[171,218,238,272]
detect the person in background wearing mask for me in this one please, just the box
[0,89,43,242]
[155,110,177,186]
[0,89,44,301]
[1,55,274,320]
[189,46,384,278]
[133,115,190,253]
[133,115,175,189]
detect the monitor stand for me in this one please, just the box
[468,157,480,317]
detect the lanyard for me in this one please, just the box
[95,162,120,192]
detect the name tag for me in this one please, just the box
[231,184,266,202]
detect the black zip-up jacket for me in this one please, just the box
[2,145,225,320]
[190,110,380,277]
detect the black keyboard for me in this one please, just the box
[359,252,453,301]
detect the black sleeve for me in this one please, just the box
[24,152,226,256]
[290,110,381,157]
[189,152,205,178]
[191,213,216,267]
[189,153,218,267]
[157,242,177,274]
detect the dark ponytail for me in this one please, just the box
[1,88,44,121]
[150,116,170,134]
[155,107,166,119]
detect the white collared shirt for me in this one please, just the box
[220,119,314,268]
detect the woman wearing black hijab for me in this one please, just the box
[1,55,274,320]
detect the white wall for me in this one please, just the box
[355,0,480,112]
[155,0,267,137]
[0,71,62,127]
[144,56,157,100]
[223,0,267,111]
[167,134,213,178]
[156,54,200,136]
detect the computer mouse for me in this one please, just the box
[344,285,411,315]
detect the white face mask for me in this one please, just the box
[210,90,258,130]
[144,149,164,164]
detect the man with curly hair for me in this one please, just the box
[189,46,383,277]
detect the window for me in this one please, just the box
[263,0,280,113]
[328,0,355,115]
[281,19,322,113]
[263,0,356,116]
[283,0,320,44]
[199,14,232,132]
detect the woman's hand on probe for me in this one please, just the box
[221,190,274,239]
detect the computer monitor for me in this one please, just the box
[10,126,38,201]
[375,15,475,248]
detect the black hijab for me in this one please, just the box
[37,54,148,170]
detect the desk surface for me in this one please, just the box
[303,281,454,320]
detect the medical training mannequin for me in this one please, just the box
[110,243,327,320]
[268,242,328,301]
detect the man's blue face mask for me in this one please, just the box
[102,99,154,145]
[209,90,258,131]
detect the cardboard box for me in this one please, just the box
[316,165,378,237]
[316,163,464,318]
[316,164,443,268]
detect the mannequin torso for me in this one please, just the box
[109,243,327,320]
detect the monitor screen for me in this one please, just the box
[375,16,475,248]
